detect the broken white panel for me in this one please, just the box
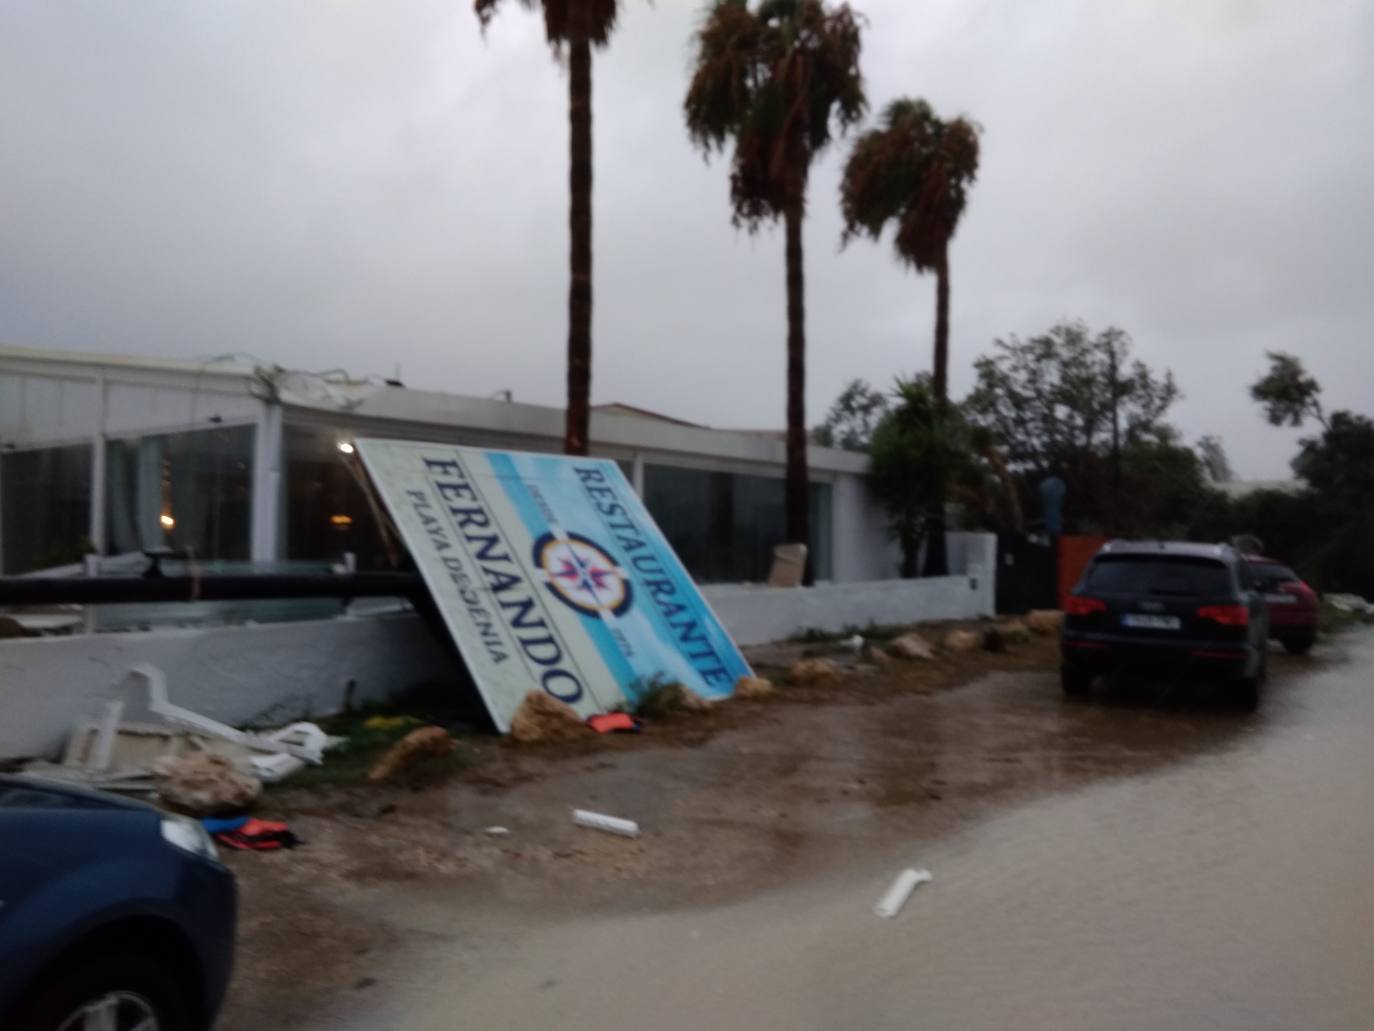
[874,867,932,919]
[572,809,641,838]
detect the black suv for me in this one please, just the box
[1061,541,1270,707]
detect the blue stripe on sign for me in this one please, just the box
[483,451,639,698]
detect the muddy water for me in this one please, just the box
[338,632,1374,1031]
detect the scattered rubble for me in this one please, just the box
[573,808,641,838]
[1328,594,1374,616]
[734,675,775,699]
[1026,610,1064,634]
[787,657,841,685]
[862,644,894,669]
[368,726,456,784]
[155,753,263,816]
[888,633,934,661]
[942,629,981,653]
[510,691,594,744]
[874,867,933,919]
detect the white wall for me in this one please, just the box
[831,471,902,582]
[0,534,997,757]
[704,535,996,646]
[0,612,457,761]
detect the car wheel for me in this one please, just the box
[1234,650,1266,711]
[12,954,189,1031]
[1061,665,1094,697]
[1282,632,1316,655]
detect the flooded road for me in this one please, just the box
[231,630,1374,1031]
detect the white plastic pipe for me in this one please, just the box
[874,867,932,919]
[572,809,641,838]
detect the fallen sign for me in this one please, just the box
[356,441,753,732]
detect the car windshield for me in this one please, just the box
[1249,561,1297,585]
[1085,556,1233,596]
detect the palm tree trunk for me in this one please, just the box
[783,190,810,571]
[923,242,951,577]
[564,12,593,457]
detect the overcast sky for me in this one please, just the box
[1,0,1370,478]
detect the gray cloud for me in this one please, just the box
[2,0,1370,477]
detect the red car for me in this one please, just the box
[1246,556,1319,654]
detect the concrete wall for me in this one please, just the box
[0,533,996,758]
[703,533,996,646]
[831,472,902,582]
[0,611,458,761]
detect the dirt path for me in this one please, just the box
[218,633,1301,1030]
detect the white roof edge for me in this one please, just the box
[0,342,259,379]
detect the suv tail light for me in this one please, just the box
[1281,581,1317,603]
[1198,603,1249,626]
[1066,596,1106,616]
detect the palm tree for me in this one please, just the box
[685,0,865,560]
[475,0,622,456]
[840,98,980,575]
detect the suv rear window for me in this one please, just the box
[1249,561,1297,585]
[1085,556,1234,597]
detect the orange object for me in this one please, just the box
[1058,535,1108,609]
[586,712,641,734]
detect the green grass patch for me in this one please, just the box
[271,683,483,791]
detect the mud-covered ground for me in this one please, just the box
[217,630,1355,1031]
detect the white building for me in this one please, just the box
[0,344,902,582]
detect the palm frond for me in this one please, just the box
[475,0,621,49]
[839,96,980,270]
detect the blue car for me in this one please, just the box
[0,775,237,1031]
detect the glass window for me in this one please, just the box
[643,464,833,583]
[0,444,92,573]
[284,425,391,569]
[1086,556,1233,597]
[105,426,252,560]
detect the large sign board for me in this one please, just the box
[356,440,752,732]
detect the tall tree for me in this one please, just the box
[812,378,888,452]
[869,376,983,577]
[839,98,980,574]
[685,0,866,558]
[1250,351,1328,430]
[475,0,622,456]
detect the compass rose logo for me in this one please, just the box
[532,532,633,618]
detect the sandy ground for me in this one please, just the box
[217,629,1325,1030]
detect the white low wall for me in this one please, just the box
[0,533,998,758]
[0,611,457,761]
[704,573,994,649]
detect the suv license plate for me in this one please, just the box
[1122,613,1181,630]
[1265,593,1296,605]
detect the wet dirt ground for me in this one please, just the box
[217,629,1374,1031]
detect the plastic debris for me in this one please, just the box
[874,867,932,919]
[586,712,642,734]
[572,809,641,838]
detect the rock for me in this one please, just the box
[888,633,934,661]
[942,629,981,653]
[1026,610,1064,634]
[863,644,893,668]
[368,726,455,782]
[787,657,841,686]
[509,691,592,744]
[734,675,775,699]
[155,754,261,816]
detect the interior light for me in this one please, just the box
[330,514,353,527]
[159,513,176,529]
[337,441,355,455]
